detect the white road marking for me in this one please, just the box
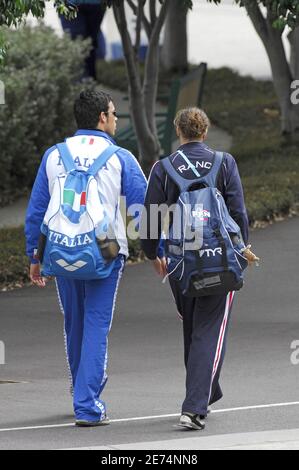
[1,400,299,433]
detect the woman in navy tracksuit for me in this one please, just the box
[141,107,249,430]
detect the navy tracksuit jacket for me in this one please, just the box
[141,141,249,416]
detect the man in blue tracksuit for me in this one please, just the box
[25,90,147,426]
[141,107,249,430]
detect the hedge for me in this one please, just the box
[0,227,145,291]
[0,24,94,206]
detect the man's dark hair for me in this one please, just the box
[74,90,112,129]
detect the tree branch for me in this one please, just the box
[143,0,171,132]
[134,0,143,56]
[127,0,138,15]
[288,26,299,79]
[241,1,293,133]
[150,0,157,25]
[112,1,141,95]
[141,1,152,39]
[243,0,269,43]
[149,0,170,51]
[112,1,160,168]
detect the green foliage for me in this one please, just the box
[0,24,94,206]
[0,0,297,62]
[0,226,29,289]
[203,67,299,224]
[0,0,76,26]
[207,0,299,29]
[203,67,280,139]
[89,62,299,226]
[0,1,76,61]
[97,59,131,92]
[243,171,299,223]
[0,0,45,27]
[1,0,296,28]
[0,226,144,290]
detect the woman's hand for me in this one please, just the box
[151,257,167,277]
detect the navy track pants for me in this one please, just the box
[170,279,235,416]
[55,255,125,421]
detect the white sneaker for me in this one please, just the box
[179,412,205,430]
[75,416,110,427]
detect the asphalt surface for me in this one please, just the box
[0,216,299,449]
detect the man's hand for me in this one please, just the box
[30,263,46,288]
[151,257,167,277]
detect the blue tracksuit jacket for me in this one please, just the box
[25,129,146,422]
[25,129,147,263]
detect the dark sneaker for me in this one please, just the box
[179,412,205,430]
[75,416,110,427]
[200,407,211,420]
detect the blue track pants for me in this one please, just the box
[55,255,125,421]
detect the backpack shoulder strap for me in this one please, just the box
[88,144,121,176]
[161,157,193,193]
[56,142,76,173]
[201,151,224,187]
[161,156,193,193]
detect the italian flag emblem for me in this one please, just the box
[61,173,88,224]
[63,189,86,211]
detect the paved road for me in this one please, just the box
[0,216,299,449]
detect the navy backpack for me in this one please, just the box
[161,150,248,296]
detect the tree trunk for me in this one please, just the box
[112,1,161,175]
[143,0,170,141]
[244,1,299,137]
[161,0,188,73]
[129,79,161,176]
[288,26,299,80]
[113,0,172,174]
[264,16,299,134]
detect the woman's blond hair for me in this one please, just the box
[174,107,210,140]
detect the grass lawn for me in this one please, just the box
[203,67,299,224]
[97,61,299,223]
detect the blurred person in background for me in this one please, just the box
[60,0,106,80]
